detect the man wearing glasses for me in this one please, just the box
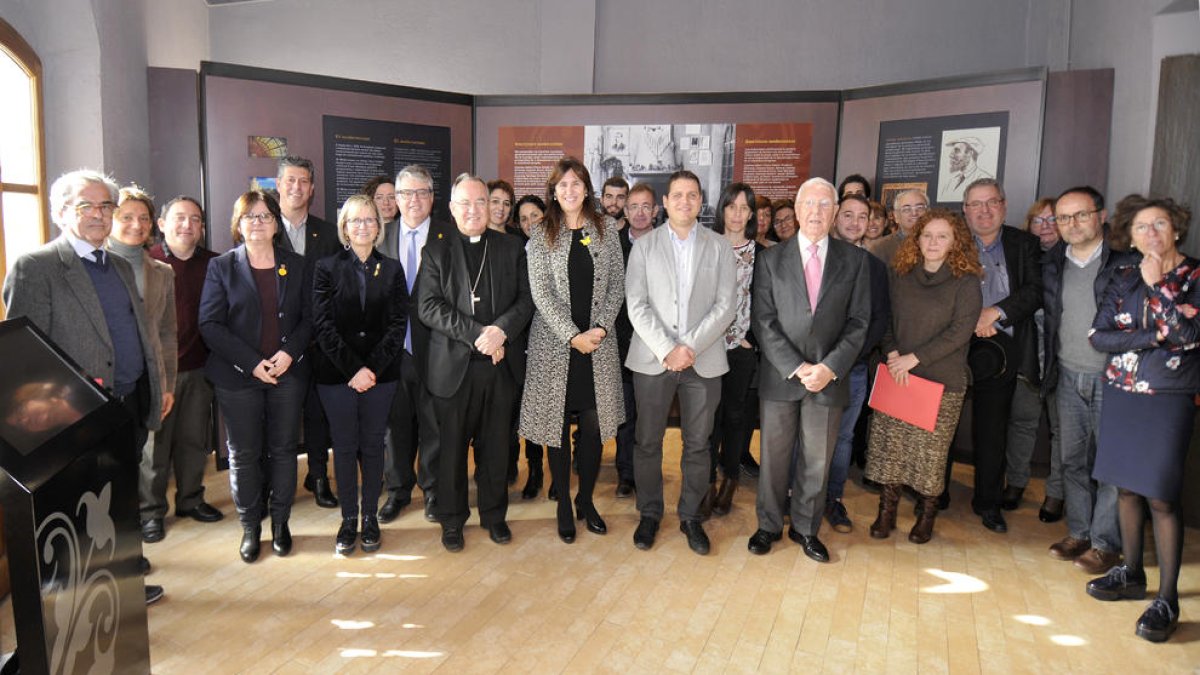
[378,165,453,523]
[3,169,166,605]
[960,178,1043,534]
[867,189,929,266]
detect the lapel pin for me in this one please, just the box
[374,262,381,277]
[278,264,288,277]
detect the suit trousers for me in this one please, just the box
[632,368,721,522]
[303,378,332,475]
[970,369,1018,512]
[216,376,304,525]
[140,368,213,520]
[614,376,637,482]
[757,397,842,536]
[432,359,513,528]
[319,381,398,519]
[384,353,440,502]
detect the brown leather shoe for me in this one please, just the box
[1048,536,1091,560]
[1074,548,1121,575]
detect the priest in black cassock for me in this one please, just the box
[417,173,533,552]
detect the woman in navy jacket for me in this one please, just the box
[313,194,408,555]
[1085,195,1198,643]
[199,190,311,563]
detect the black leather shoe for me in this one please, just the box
[305,474,339,509]
[788,529,830,563]
[360,515,381,552]
[679,520,711,555]
[522,464,543,500]
[271,521,292,557]
[739,455,760,478]
[335,517,357,555]
[1136,597,1180,642]
[1086,564,1148,601]
[177,502,224,523]
[488,522,512,545]
[633,517,659,550]
[615,479,635,498]
[1039,497,1064,523]
[980,509,1008,533]
[1000,485,1024,511]
[747,529,782,556]
[423,495,438,523]
[139,556,152,575]
[442,526,464,552]
[240,525,261,563]
[141,518,165,543]
[144,584,165,606]
[576,501,607,535]
[378,496,408,523]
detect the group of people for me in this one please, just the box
[2,155,1194,644]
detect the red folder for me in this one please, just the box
[867,363,944,432]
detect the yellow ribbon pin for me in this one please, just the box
[278,264,288,277]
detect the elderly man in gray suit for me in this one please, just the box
[748,177,871,561]
[3,168,166,603]
[625,169,736,555]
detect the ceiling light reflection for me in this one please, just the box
[331,620,375,630]
[1050,635,1087,647]
[1014,614,1051,626]
[920,569,989,594]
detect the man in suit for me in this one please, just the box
[3,169,167,604]
[377,164,451,523]
[748,177,871,561]
[274,155,341,508]
[417,174,533,552]
[625,170,736,555]
[866,188,928,266]
[961,178,1043,533]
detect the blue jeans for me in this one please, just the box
[826,361,868,502]
[1056,365,1120,552]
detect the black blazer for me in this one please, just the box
[276,213,341,263]
[993,226,1044,383]
[752,237,872,406]
[199,245,312,389]
[378,218,456,382]
[417,228,534,398]
[311,249,408,386]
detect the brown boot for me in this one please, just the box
[712,477,736,516]
[909,495,939,544]
[698,483,717,522]
[869,484,901,539]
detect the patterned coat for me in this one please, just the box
[519,217,626,446]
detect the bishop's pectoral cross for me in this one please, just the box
[471,292,481,313]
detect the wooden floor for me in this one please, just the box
[4,430,1200,673]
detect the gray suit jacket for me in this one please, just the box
[624,223,736,378]
[752,236,871,406]
[2,235,165,429]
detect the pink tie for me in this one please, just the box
[805,243,822,310]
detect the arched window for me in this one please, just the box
[0,19,48,318]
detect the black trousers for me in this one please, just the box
[303,379,332,475]
[969,369,1018,511]
[549,409,601,508]
[384,353,440,502]
[432,360,513,528]
[319,381,398,519]
[216,377,305,525]
[709,345,758,482]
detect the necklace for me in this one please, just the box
[470,239,489,313]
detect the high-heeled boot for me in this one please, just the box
[522,462,543,500]
[712,476,737,516]
[869,484,901,539]
[909,495,939,544]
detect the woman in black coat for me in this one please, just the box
[313,194,408,555]
[199,190,311,563]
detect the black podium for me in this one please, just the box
[0,317,150,674]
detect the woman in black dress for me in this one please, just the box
[1086,195,1198,642]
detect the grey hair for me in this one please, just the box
[890,189,930,210]
[450,173,488,200]
[49,169,119,227]
[964,177,1005,202]
[395,164,434,189]
[795,177,838,203]
[277,155,315,182]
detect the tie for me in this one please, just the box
[404,230,419,353]
[805,243,821,310]
[91,250,106,269]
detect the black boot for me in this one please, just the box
[240,524,261,563]
[271,520,292,557]
[304,473,338,509]
[522,462,543,500]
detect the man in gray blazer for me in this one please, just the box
[625,170,736,555]
[748,177,871,561]
[3,168,166,604]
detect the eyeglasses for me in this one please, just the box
[74,201,118,217]
[964,198,1005,211]
[374,194,397,203]
[1055,210,1097,226]
[398,189,433,201]
[452,198,488,210]
[626,204,655,214]
[799,199,834,210]
[347,217,379,228]
[1132,219,1173,234]
[1031,216,1057,227]
[897,204,928,216]
[241,213,275,224]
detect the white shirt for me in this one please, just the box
[668,224,697,335]
[65,230,104,262]
[798,234,829,274]
[282,214,307,255]
[400,216,431,273]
